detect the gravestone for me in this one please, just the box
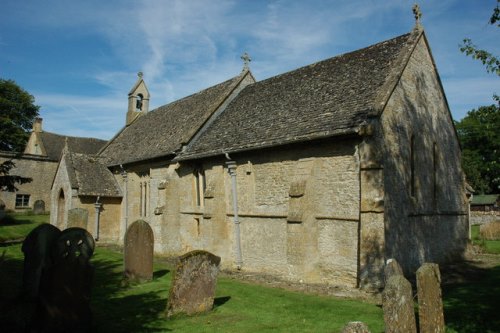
[417,263,445,333]
[32,227,95,333]
[21,223,62,299]
[166,250,221,318]
[124,220,154,281]
[382,275,417,333]
[67,208,89,229]
[33,200,46,214]
[341,321,371,333]
[384,258,404,283]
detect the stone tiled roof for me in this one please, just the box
[64,152,122,197]
[178,29,421,160]
[100,73,249,166]
[39,132,107,161]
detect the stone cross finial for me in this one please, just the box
[241,52,251,70]
[412,3,422,23]
[137,71,143,78]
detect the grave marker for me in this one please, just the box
[124,220,154,281]
[382,274,417,333]
[417,263,445,333]
[166,250,221,318]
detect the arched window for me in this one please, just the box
[57,189,65,228]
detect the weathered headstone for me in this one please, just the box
[21,223,62,299]
[32,227,95,333]
[124,220,154,281]
[382,275,417,333]
[67,208,89,229]
[417,263,445,333]
[341,321,371,333]
[166,250,221,318]
[384,258,404,283]
[33,200,46,214]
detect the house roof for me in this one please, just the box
[177,28,422,161]
[100,72,250,166]
[64,152,122,197]
[471,194,499,206]
[38,131,107,161]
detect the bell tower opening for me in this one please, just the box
[126,72,150,126]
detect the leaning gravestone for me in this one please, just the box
[67,208,89,229]
[382,274,417,333]
[32,227,95,333]
[384,258,404,283]
[341,321,371,333]
[166,250,221,318]
[21,223,62,299]
[417,263,445,333]
[33,200,46,214]
[124,220,154,281]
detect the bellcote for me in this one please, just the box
[127,72,150,126]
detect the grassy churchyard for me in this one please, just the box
[1,213,499,332]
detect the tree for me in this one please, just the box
[455,100,500,194]
[0,159,32,192]
[0,79,40,152]
[460,0,500,75]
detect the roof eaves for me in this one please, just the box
[176,127,360,162]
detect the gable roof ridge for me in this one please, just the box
[181,69,256,151]
[371,26,424,116]
[157,72,248,113]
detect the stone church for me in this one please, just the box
[50,24,469,289]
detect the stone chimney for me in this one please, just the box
[33,117,43,133]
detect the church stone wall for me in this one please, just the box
[0,154,57,212]
[157,139,362,287]
[78,196,122,244]
[381,36,468,275]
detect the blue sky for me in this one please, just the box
[1,0,499,140]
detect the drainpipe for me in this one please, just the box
[94,196,102,241]
[225,154,243,270]
[120,165,129,238]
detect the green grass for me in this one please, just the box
[471,225,500,254]
[0,213,49,242]
[1,220,500,332]
[443,264,500,333]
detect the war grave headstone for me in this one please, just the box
[416,263,445,333]
[30,227,95,333]
[166,250,221,318]
[124,220,154,281]
[382,274,417,333]
[33,200,46,214]
[67,208,89,229]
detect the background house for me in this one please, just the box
[0,118,106,212]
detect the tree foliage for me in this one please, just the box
[456,100,500,194]
[460,0,500,75]
[0,79,40,152]
[0,159,32,192]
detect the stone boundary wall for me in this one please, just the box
[471,211,500,225]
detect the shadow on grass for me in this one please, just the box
[443,263,500,333]
[90,255,173,332]
[0,246,176,333]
